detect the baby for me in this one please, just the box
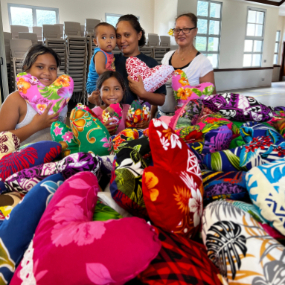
[87,22,116,106]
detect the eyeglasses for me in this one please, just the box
[172,27,196,35]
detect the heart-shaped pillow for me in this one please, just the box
[17,72,74,115]
[10,172,161,285]
[126,100,151,128]
[172,69,214,107]
[101,103,123,133]
[126,57,174,93]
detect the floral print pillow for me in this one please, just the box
[142,119,203,238]
[17,72,73,115]
[10,172,161,285]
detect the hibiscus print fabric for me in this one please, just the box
[202,200,285,285]
[51,103,111,157]
[10,172,161,285]
[172,69,214,107]
[202,93,273,122]
[142,119,203,238]
[17,72,73,115]
[0,141,61,193]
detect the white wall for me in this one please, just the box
[1,0,155,34]
[177,0,279,91]
[0,2,9,99]
[153,0,177,45]
[276,15,285,65]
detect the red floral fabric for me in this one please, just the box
[142,119,203,238]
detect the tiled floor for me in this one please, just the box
[227,82,285,107]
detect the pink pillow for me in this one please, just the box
[17,72,74,115]
[10,172,161,285]
[126,57,174,93]
[172,69,214,107]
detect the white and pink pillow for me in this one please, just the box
[10,172,161,285]
[126,57,174,93]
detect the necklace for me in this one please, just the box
[177,50,187,61]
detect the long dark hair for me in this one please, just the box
[97,71,126,102]
[176,13,197,27]
[117,14,146,47]
[22,43,61,71]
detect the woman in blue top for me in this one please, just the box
[89,15,166,108]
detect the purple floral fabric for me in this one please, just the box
[202,93,273,122]
[202,170,249,205]
[5,152,101,194]
[203,125,232,155]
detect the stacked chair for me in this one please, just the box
[9,39,32,90]
[10,25,29,39]
[64,21,88,104]
[4,32,13,93]
[32,26,43,42]
[43,25,66,74]
[18,33,38,45]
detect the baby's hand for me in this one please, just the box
[88,90,101,106]
[104,119,117,135]
[32,103,59,131]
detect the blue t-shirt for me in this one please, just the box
[86,48,114,94]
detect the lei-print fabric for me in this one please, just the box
[246,158,285,235]
[202,93,273,122]
[142,119,203,238]
[202,200,285,285]
[126,57,174,93]
[0,131,20,159]
[172,69,214,106]
[51,104,111,156]
[10,172,161,285]
[17,72,74,115]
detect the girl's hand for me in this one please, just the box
[128,75,147,99]
[136,120,150,130]
[88,90,101,106]
[103,119,117,135]
[31,103,59,131]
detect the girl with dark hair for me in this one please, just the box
[115,15,166,110]
[0,43,68,145]
[91,71,130,134]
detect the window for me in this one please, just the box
[274,30,280,65]
[196,0,222,68]
[105,13,123,27]
[243,8,265,67]
[8,4,59,28]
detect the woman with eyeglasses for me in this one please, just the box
[154,13,215,118]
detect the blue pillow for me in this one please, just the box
[0,173,64,284]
